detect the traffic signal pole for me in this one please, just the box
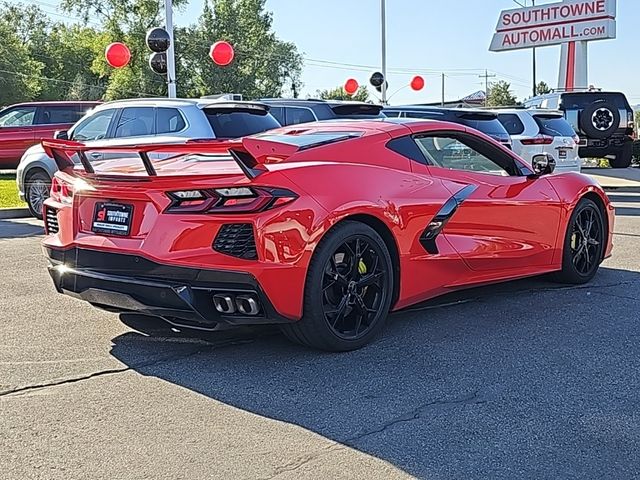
[164,0,177,98]
[380,0,387,105]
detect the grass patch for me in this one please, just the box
[0,174,26,209]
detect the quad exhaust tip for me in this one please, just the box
[212,293,261,315]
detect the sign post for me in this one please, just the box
[490,0,616,91]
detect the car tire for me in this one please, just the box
[552,198,605,284]
[609,141,633,168]
[281,221,394,352]
[579,100,620,139]
[25,171,52,220]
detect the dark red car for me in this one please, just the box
[0,101,99,168]
[41,119,614,351]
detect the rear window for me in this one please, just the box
[533,115,576,137]
[330,104,384,117]
[497,114,525,135]
[204,108,280,138]
[561,93,630,110]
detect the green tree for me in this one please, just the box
[0,3,106,101]
[536,80,552,95]
[61,0,189,99]
[487,80,518,107]
[0,18,43,104]
[177,0,302,99]
[316,85,369,102]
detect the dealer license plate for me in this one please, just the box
[92,202,133,236]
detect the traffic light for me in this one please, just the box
[146,27,170,75]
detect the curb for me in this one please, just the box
[0,208,31,220]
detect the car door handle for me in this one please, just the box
[89,152,101,158]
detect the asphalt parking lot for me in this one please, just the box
[1,188,639,480]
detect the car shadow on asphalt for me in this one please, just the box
[0,219,44,239]
[109,266,640,478]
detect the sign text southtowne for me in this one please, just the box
[490,0,616,52]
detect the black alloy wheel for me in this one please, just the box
[321,236,388,340]
[569,205,603,277]
[553,198,605,284]
[281,221,394,351]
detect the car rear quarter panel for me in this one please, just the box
[277,158,476,309]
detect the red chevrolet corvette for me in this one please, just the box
[41,119,614,351]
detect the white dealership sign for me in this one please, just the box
[490,0,616,52]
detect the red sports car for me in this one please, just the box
[41,119,614,351]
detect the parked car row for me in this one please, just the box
[3,90,633,219]
[383,105,581,174]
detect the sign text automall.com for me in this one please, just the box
[490,0,616,51]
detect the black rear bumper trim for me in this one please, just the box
[44,246,291,328]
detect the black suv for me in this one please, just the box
[524,91,635,168]
[259,98,385,126]
[383,106,512,150]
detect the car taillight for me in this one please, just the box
[50,176,74,204]
[521,135,553,145]
[165,187,298,214]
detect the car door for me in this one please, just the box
[411,129,563,272]
[0,105,36,167]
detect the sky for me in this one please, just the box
[42,0,640,105]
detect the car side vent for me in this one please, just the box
[213,223,257,260]
[44,206,59,234]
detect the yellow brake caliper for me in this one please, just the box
[571,232,578,250]
[358,258,367,275]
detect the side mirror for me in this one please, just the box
[54,130,68,140]
[530,153,556,176]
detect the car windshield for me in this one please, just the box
[561,93,630,110]
[533,115,577,137]
[204,108,281,138]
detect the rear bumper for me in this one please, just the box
[44,246,292,330]
[579,136,632,157]
[553,162,581,173]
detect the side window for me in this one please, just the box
[114,107,155,137]
[268,106,285,125]
[39,106,86,125]
[69,109,116,141]
[414,135,511,176]
[403,111,438,120]
[0,106,36,127]
[286,107,316,125]
[156,108,186,134]
[497,114,525,135]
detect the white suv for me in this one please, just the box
[493,108,581,173]
[16,98,280,218]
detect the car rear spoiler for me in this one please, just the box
[41,136,301,180]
